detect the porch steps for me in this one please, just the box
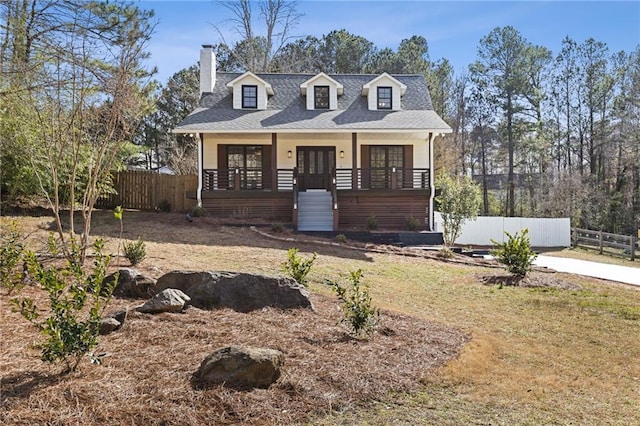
[297,190,333,231]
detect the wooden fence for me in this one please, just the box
[96,171,197,212]
[572,227,637,261]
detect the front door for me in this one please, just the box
[297,147,335,190]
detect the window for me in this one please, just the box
[370,146,403,188]
[377,86,392,110]
[314,85,330,109]
[242,85,258,109]
[227,145,263,189]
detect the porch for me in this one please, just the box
[196,167,432,231]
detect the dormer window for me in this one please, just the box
[227,72,273,110]
[377,87,392,110]
[314,86,330,109]
[242,85,258,109]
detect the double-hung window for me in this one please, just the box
[242,85,258,109]
[314,86,330,109]
[377,86,392,110]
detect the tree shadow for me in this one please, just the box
[1,371,65,401]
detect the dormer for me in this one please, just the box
[300,73,343,111]
[361,73,407,111]
[226,72,274,110]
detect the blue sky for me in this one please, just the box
[138,1,640,83]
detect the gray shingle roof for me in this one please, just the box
[174,73,452,133]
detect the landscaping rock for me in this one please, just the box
[137,288,190,314]
[105,308,128,325]
[195,346,284,389]
[99,317,121,335]
[103,268,157,299]
[153,271,313,313]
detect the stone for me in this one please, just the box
[103,268,157,298]
[105,308,128,325]
[137,288,191,314]
[99,317,121,335]
[153,271,313,313]
[195,346,284,389]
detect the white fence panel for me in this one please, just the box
[433,212,570,247]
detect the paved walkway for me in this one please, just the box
[534,255,640,287]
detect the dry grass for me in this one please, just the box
[543,246,639,267]
[2,210,640,425]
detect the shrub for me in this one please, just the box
[366,213,378,231]
[405,215,419,231]
[282,248,317,287]
[325,269,380,339]
[437,247,454,259]
[491,229,537,277]
[192,206,206,217]
[11,236,116,372]
[335,233,347,243]
[123,238,146,266]
[0,220,26,295]
[157,199,171,212]
[270,222,285,233]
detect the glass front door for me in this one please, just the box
[296,147,335,190]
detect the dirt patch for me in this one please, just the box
[476,272,583,290]
[0,288,468,425]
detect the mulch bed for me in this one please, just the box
[475,271,583,290]
[1,288,469,425]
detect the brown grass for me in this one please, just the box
[2,211,640,425]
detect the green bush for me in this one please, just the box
[491,229,538,277]
[191,206,206,217]
[405,215,419,231]
[282,248,317,287]
[11,236,116,372]
[123,238,146,266]
[335,233,347,243]
[366,213,378,231]
[326,269,380,339]
[0,220,26,295]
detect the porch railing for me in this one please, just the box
[203,168,430,191]
[336,168,430,190]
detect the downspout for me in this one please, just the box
[197,133,203,207]
[428,132,435,231]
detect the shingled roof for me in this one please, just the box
[174,72,452,133]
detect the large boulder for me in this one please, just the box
[153,271,313,313]
[195,346,284,389]
[137,288,191,314]
[103,268,157,299]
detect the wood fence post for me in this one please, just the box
[572,227,577,247]
[599,230,603,254]
[631,236,636,261]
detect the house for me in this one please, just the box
[173,45,451,231]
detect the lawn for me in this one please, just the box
[1,211,639,425]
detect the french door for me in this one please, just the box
[296,147,335,190]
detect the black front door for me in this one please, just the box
[297,147,335,190]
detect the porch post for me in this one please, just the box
[272,133,278,191]
[197,133,203,207]
[428,132,434,231]
[351,133,358,189]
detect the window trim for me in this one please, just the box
[314,85,330,109]
[377,86,392,110]
[242,85,258,109]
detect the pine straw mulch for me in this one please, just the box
[0,287,469,426]
[475,271,583,290]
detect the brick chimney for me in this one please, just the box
[200,44,216,96]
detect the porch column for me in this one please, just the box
[197,133,203,207]
[272,133,278,191]
[428,132,434,231]
[351,133,358,189]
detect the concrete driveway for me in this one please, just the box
[534,255,640,287]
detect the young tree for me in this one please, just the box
[435,173,481,248]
